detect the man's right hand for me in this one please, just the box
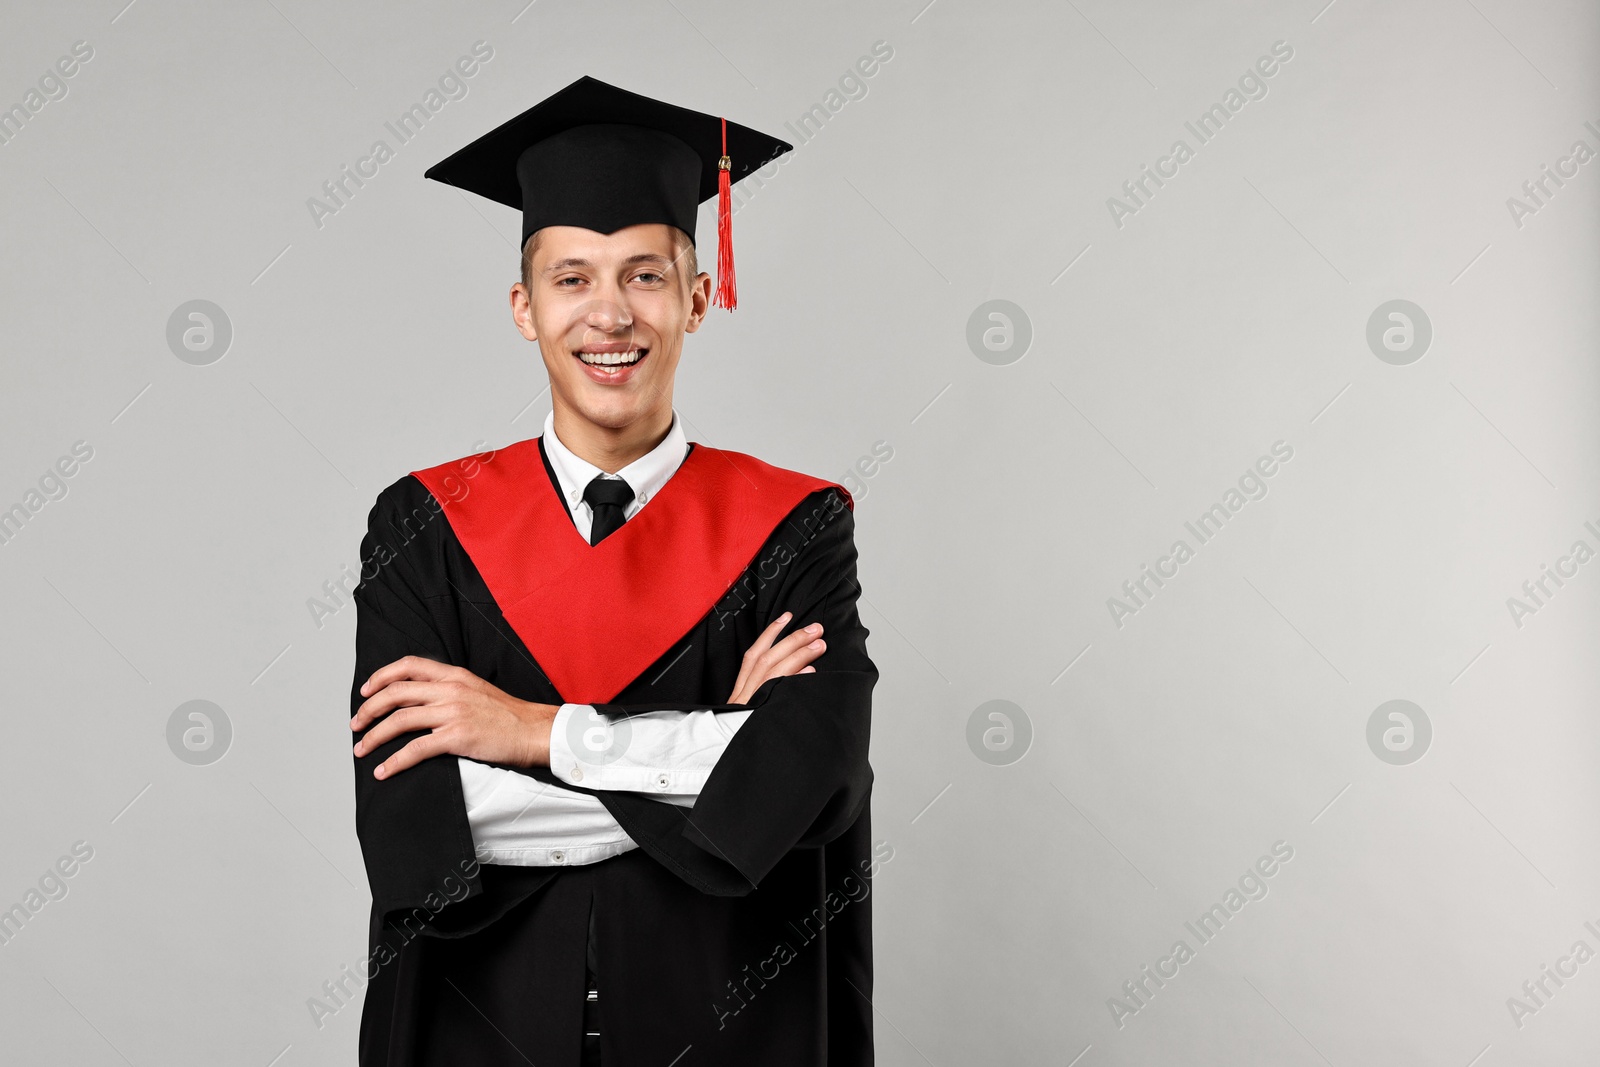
[727,611,825,703]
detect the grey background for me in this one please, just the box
[1,0,1596,1064]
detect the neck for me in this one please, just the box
[550,402,673,474]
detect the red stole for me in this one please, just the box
[412,438,849,703]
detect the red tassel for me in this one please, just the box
[713,116,736,311]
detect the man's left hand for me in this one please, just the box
[352,656,558,779]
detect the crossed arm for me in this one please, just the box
[351,479,874,902]
[349,610,828,779]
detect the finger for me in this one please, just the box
[799,665,816,674]
[744,637,827,697]
[766,638,826,679]
[727,659,752,705]
[743,613,792,660]
[755,622,824,670]
[360,655,462,699]
[732,612,792,700]
[352,680,454,730]
[355,706,447,756]
[374,733,450,779]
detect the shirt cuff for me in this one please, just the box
[473,839,636,867]
[459,756,639,867]
[548,703,753,797]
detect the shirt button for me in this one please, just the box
[637,492,648,504]
[552,850,565,864]
[570,767,584,783]
[656,774,671,790]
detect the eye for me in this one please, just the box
[633,271,663,285]
[554,276,584,287]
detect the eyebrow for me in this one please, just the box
[542,253,674,275]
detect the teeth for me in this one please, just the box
[579,349,642,366]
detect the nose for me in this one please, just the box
[575,296,636,353]
[580,296,632,333]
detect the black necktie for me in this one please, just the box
[583,475,635,545]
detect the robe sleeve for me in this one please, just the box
[586,488,877,895]
[349,478,483,916]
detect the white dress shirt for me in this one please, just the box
[458,408,754,867]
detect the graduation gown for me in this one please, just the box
[349,435,881,1066]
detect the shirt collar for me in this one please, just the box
[541,407,689,513]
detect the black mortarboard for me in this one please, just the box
[424,75,793,310]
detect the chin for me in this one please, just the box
[570,392,653,430]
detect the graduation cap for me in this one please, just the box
[424,75,793,311]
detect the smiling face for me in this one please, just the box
[512,223,710,458]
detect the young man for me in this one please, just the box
[347,77,881,1066]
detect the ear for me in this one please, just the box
[683,271,713,334]
[510,282,538,342]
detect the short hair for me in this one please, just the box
[521,227,698,294]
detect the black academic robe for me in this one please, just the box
[349,437,881,1066]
